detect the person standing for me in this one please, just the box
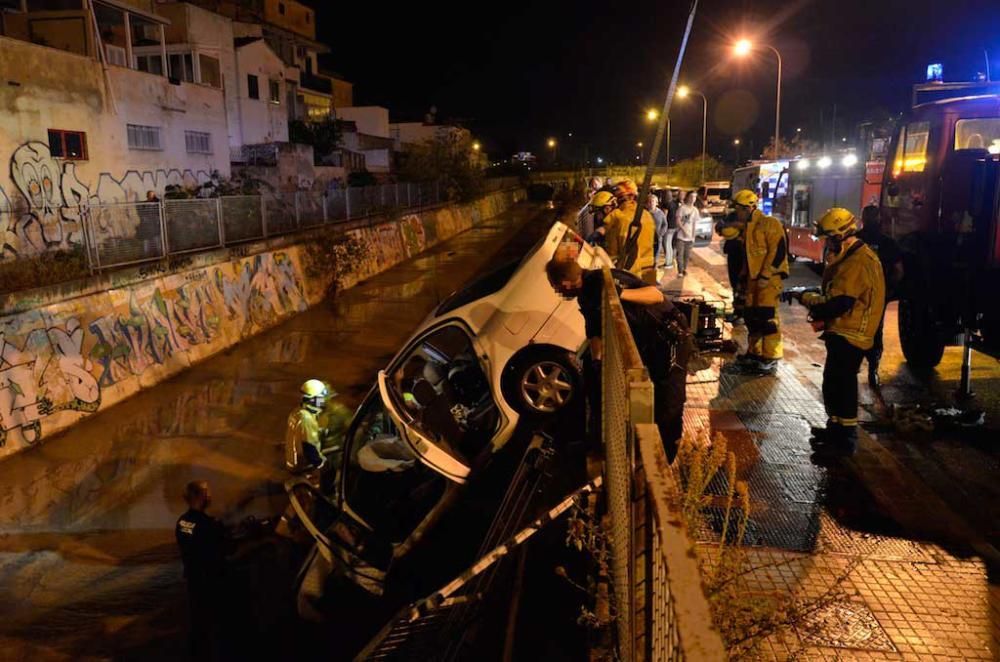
[674,190,699,276]
[596,179,656,284]
[647,193,668,271]
[723,189,789,376]
[858,203,902,396]
[545,258,695,458]
[661,189,680,268]
[138,190,161,258]
[790,208,885,454]
[176,480,228,660]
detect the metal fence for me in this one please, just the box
[599,267,725,661]
[0,178,516,277]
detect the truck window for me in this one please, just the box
[892,121,929,175]
[954,118,1000,153]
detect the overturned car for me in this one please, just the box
[286,221,608,615]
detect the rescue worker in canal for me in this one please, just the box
[788,208,885,455]
[285,379,352,474]
[723,189,789,376]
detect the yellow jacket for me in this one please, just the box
[803,240,886,350]
[285,406,322,471]
[603,200,656,279]
[744,209,789,281]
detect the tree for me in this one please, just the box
[761,135,822,160]
[668,156,732,188]
[397,131,484,202]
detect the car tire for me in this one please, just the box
[899,295,945,371]
[502,349,581,417]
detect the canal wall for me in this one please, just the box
[0,188,525,460]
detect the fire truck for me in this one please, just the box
[882,80,1000,383]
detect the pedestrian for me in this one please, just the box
[646,193,668,269]
[595,179,657,283]
[546,257,696,459]
[722,189,789,376]
[674,190,700,276]
[138,190,161,258]
[790,208,885,455]
[176,480,228,660]
[858,203,903,398]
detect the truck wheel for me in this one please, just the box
[502,349,581,416]
[899,296,945,370]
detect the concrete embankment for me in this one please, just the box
[0,189,524,460]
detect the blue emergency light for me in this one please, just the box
[926,62,944,82]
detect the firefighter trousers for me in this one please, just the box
[744,274,784,360]
[822,334,865,427]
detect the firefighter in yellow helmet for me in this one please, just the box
[723,189,789,375]
[594,178,657,283]
[285,379,353,474]
[789,208,886,454]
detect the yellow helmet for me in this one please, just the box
[814,208,859,240]
[613,178,638,198]
[732,189,759,207]
[301,379,330,399]
[720,225,741,240]
[590,191,616,208]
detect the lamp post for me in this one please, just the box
[733,138,741,164]
[547,137,557,166]
[678,85,708,184]
[734,38,783,158]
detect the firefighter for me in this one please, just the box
[723,189,789,375]
[594,179,657,283]
[716,210,747,321]
[285,379,352,473]
[794,208,886,454]
[581,190,617,244]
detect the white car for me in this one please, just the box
[287,222,608,610]
[695,210,714,240]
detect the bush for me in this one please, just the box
[397,132,484,202]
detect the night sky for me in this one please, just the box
[315,0,1000,163]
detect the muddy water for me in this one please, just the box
[0,202,560,660]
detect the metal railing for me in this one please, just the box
[599,267,725,661]
[0,179,521,280]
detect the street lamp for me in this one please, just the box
[547,138,556,148]
[472,141,481,152]
[733,138,741,163]
[734,38,783,159]
[679,84,709,184]
[646,108,659,122]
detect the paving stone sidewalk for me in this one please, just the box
[659,247,1000,660]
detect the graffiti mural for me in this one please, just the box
[1,141,212,258]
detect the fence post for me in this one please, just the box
[407,183,412,208]
[394,182,400,208]
[78,208,96,274]
[436,180,441,203]
[346,187,352,220]
[261,195,269,238]
[294,192,300,229]
[158,199,169,256]
[216,197,225,247]
[322,191,328,223]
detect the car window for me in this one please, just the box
[340,391,448,541]
[436,259,519,316]
[388,325,499,466]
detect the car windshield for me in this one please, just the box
[386,324,499,467]
[707,188,729,199]
[340,390,448,541]
[436,259,519,316]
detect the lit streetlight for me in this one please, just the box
[547,138,556,148]
[646,108,659,122]
[734,38,783,159]
[679,84,709,184]
[472,141,481,152]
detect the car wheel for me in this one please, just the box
[503,349,581,416]
[899,295,945,371]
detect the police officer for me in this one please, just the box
[285,379,352,474]
[723,189,789,376]
[794,208,886,454]
[545,257,696,458]
[176,480,227,659]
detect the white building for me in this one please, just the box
[234,37,289,145]
[338,106,394,174]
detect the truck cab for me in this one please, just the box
[881,82,1000,370]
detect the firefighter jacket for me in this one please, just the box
[744,209,789,282]
[802,240,886,351]
[603,200,656,281]
[285,405,322,471]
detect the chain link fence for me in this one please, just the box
[599,267,725,661]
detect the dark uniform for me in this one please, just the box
[578,268,693,457]
[176,508,227,658]
[858,219,902,386]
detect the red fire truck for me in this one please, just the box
[882,80,1000,382]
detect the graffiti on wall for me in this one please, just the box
[1,141,212,258]
[0,251,305,450]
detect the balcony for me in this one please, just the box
[300,71,332,95]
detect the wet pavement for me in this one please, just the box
[665,239,1000,660]
[0,201,561,661]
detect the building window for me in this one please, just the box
[185,131,212,155]
[247,74,260,100]
[169,52,195,82]
[278,1,285,14]
[269,79,281,104]
[199,54,221,88]
[135,53,164,75]
[48,129,88,160]
[127,124,162,151]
